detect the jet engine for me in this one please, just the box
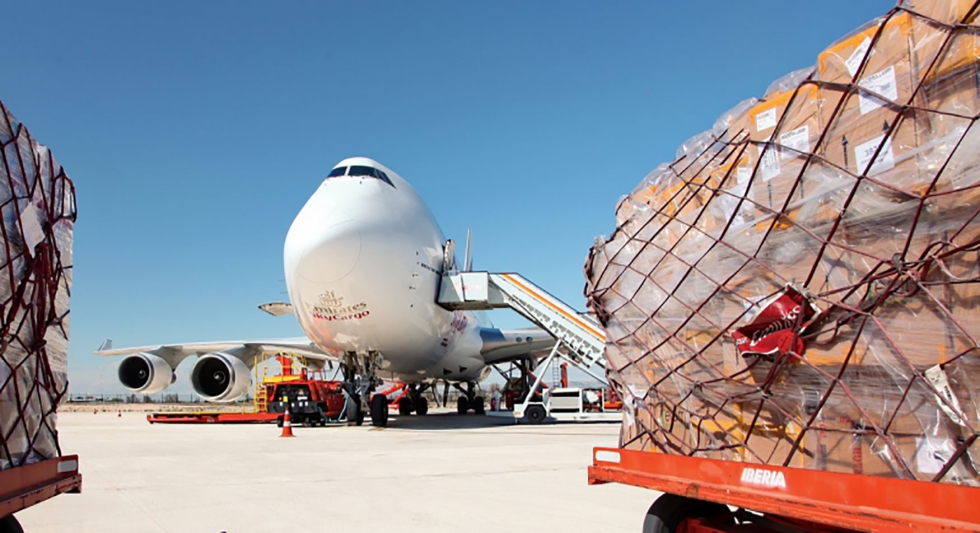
[118,353,176,394]
[190,352,251,402]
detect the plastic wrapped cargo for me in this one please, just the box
[585,2,980,486]
[0,101,76,472]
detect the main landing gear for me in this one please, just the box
[453,381,485,415]
[396,384,430,416]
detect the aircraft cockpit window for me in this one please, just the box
[376,170,394,187]
[326,166,347,178]
[348,165,395,188]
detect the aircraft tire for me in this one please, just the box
[370,394,388,427]
[398,398,413,416]
[347,396,364,426]
[525,404,546,424]
[456,396,469,415]
[414,397,428,415]
[473,396,486,415]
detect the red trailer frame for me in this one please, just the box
[589,447,980,532]
[146,412,282,424]
[0,455,81,520]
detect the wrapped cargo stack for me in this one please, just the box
[585,0,980,485]
[0,101,77,471]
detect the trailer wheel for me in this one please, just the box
[643,493,730,533]
[276,416,284,428]
[370,394,389,427]
[0,515,24,533]
[524,404,546,424]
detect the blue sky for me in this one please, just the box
[1,1,893,394]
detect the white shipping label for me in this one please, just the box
[779,125,810,160]
[755,108,777,132]
[925,365,967,426]
[19,202,45,259]
[858,66,898,115]
[845,37,873,77]
[915,437,953,474]
[854,134,895,175]
[760,144,780,182]
[736,167,751,184]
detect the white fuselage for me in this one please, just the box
[284,158,487,382]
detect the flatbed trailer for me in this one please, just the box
[589,447,980,532]
[0,456,82,531]
[147,412,281,424]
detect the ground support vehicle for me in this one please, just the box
[0,456,81,532]
[589,447,980,532]
[438,272,618,424]
[148,355,350,426]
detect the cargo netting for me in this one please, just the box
[0,101,76,471]
[585,0,980,485]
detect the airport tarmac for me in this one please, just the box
[17,409,658,532]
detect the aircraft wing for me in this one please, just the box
[478,327,556,365]
[258,302,294,317]
[94,336,335,362]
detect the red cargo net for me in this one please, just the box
[0,101,77,471]
[585,4,980,485]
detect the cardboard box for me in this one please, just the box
[902,0,978,25]
[908,7,980,83]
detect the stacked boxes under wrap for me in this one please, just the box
[585,1,980,485]
[0,102,76,471]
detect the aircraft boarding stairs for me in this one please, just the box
[437,272,616,422]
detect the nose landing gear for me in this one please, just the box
[341,351,385,427]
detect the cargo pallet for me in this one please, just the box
[589,447,980,532]
[0,456,81,530]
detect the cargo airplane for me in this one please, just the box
[97,157,555,427]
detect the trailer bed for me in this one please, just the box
[589,447,980,532]
[147,412,281,424]
[0,456,81,520]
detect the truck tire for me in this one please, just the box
[370,394,388,427]
[643,493,730,533]
[524,404,546,424]
[0,515,24,533]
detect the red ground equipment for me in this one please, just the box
[590,448,980,532]
[148,355,347,425]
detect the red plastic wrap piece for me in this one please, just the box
[0,455,80,518]
[590,447,980,532]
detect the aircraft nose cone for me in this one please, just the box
[286,206,362,284]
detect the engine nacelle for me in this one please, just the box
[190,352,251,402]
[118,353,176,394]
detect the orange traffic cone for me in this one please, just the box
[117,410,122,418]
[280,410,295,438]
